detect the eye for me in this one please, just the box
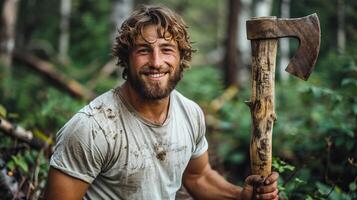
[162,47,175,53]
[137,48,150,54]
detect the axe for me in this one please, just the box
[245,14,321,177]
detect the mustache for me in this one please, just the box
[140,66,170,74]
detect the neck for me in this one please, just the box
[120,82,170,125]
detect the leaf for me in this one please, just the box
[272,157,295,173]
[294,178,307,185]
[0,104,7,118]
[349,182,357,191]
[341,78,357,87]
[316,182,332,195]
[343,62,357,72]
[33,129,53,145]
[6,160,15,171]
[11,155,29,173]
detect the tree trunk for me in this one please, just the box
[337,0,345,54]
[237,0,252,85]
[111,0,133,43]
[246,22,277,176]
[223,0,240,88]
[278,0,290,81]
[111,0,133,85]
[254,0,273,17]
[59,0,71,64]
[0,0,19,68]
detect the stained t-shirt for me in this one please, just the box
[50,88,208,200]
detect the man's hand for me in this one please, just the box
[240,172,279,200]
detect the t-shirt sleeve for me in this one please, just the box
[191,106,208,159]
[50,113,107,184]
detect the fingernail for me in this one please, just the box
[265,180,270,184]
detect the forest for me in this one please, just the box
[0,0,356,199]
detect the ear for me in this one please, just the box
[180,59,185,69]
[122,67,128,80]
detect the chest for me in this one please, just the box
[99,116,195,194]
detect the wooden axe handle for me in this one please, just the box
[246,37,277,177]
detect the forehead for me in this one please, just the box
[135,25,176,46]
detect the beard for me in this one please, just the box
[127,65,183,100]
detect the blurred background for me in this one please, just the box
[0,0,356,199]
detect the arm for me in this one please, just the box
[44,113,107,199]
[183,151,279,200]
[43,167,89,200]
[183,151,242,200]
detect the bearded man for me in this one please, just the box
[44,5,279,200]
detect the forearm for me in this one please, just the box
[183,167,243,200]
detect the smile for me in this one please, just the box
[147,73,165,78]
[142,72,168,81]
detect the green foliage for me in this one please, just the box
[0,63,84,199]
[177,65,224,103]
[272,157,295,173]
[8,154,29,173]
[70,0,112,66]
[176,53,356,199]
[0,0,356,198]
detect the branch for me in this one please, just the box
[0,117,49,149]
[209,85,238,113]
[13,52,95,100]
[87,59,121,90]
[205,86,238,129]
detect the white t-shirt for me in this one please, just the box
[50,88,208,200]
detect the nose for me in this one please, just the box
[150,48,164,68]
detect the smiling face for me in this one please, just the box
[127,25,182,100]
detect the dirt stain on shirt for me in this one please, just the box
[154,145,167,161]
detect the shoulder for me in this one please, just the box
[171,91,208,157]
[171,90,205,131]
[77,89,126,130]
[55,111,105,151]
[171,90,204,116]
[55,89,121,150]
[79,89,118,117]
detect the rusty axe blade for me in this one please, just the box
[246,13,321,80]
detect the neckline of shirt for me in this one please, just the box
[113,87,173,128]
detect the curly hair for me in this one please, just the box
[112,5,195,79]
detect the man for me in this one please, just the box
[44,5,279,200]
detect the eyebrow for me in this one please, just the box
[134,42,177,49]
[160,43,177,48]
[134,43,151,49]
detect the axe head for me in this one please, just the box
[247,14,321,80]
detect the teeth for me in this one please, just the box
[148,73,165,78]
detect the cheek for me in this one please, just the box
[165,55,180,67]
[129,56,148,69]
